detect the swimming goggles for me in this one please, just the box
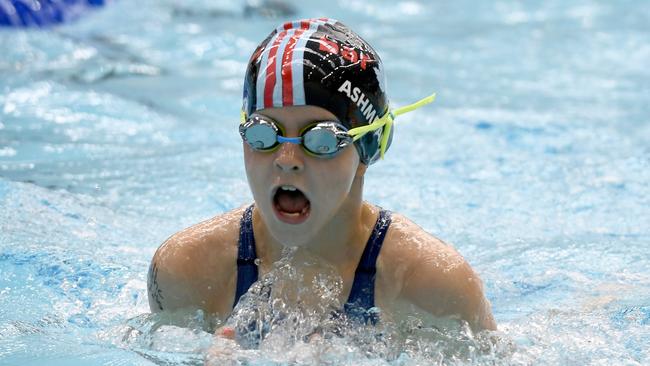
[239,116,353,158]
[239,93,436,159]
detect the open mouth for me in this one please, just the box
[272,185,311,224]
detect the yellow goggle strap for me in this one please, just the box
[348,92,436,159]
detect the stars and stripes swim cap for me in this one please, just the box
[242,18,390,165]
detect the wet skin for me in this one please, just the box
[148,105,496,333]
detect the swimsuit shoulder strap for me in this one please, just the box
[233,204,259,308]
[344,208,392,323]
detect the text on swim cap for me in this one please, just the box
[318,36,373,70]
[338,80,378,123]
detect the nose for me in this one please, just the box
[274,142,304,172]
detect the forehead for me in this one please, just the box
[255,105,339,128]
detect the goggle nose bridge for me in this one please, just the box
[276,135,303,144]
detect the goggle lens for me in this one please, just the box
[243,123,278,150]
[303,126,339,155]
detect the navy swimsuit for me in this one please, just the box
[233,204,392,324]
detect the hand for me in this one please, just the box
[204,326,239,366]
[215,326,236,340]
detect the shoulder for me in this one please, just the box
[147,205,249,315]
[152,205,246,270]
[379,211,496,331]
[380,211,463,279]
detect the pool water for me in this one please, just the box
[1,0,649,364]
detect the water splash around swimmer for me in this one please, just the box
[111,246,512,364]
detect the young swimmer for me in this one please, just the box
[147,18,496,339]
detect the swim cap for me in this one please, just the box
[242,18,390,165]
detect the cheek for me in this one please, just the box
[243,147,271,187]
[311,149,359,194]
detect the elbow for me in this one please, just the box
[463,277,497,332]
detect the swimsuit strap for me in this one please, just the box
[344,209,392,324]
[233,204,259,308]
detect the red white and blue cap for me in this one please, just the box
[242,18,390,165]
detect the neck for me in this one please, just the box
[303,182,365,264]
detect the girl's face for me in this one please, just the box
[243,105,366,247]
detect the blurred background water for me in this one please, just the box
[1,0,649,364]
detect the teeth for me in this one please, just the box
[281,185,297,191]
[280,206,309,218]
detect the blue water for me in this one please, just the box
[1,0,649,364]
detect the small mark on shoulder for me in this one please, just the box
[147,262,164,311]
